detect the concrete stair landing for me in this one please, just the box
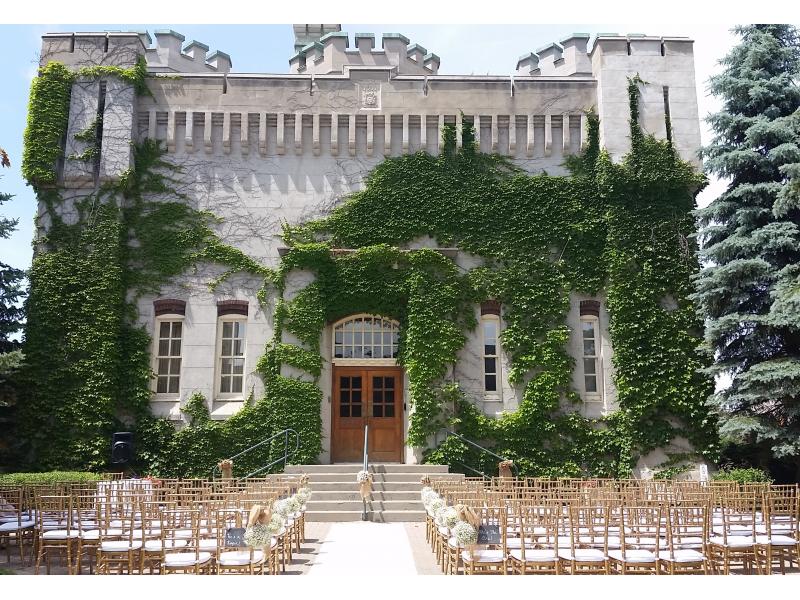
[285,463,463,522]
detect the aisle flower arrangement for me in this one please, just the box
[356,469,374,499]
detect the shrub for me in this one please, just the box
[0,471,104,485]
[712,467,773,484]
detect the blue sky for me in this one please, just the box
[0,23,738,273]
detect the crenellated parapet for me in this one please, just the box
[40,29,233,73]
[515,33,592,76]
[146,30,232,73]
[289,30,439,75]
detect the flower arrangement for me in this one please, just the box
[296,487,311,504]
[267,514,284,535]
[421,488,438,506]
[244,523,272,547]
[428,497,445,515]
[272,499,291,519]
[286,495,302,514]
[452,521,478,546]
[356,470,373,499]
[436,506,459,529]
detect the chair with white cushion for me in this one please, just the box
[557,504,611,574]
[95,495,142,574]
[508,504,560,575]
[659,504,709,574]
[214,508,267,575]
[609,505,662,574]
[72,489,101,574]
[35,495,80,574]
[461,506,508,575]
[0,487,35,567]
[755,487,799,575]
[160,509,213,574]
[708,491,759,574]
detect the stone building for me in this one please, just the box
[35,24,704,470]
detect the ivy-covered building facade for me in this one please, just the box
[18,25,718,478]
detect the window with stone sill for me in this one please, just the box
[217,317,247,398]
[482,314,501,400]
[581,315,602,402]
[153,317,183,399]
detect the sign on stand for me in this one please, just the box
[224,527,246,548]
[477,524,501,545]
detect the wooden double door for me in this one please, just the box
[331,366,404,463]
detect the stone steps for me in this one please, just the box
[285,464,450,474]
[285,463,460,522]
[297,472,452,483]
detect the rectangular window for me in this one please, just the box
[483,317,500,396]
[155,320,182,395]
[581,318,600,399]
[219,320,246,396]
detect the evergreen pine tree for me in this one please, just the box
[694,25,800,476]
[0,147,25,354]
[0,148,25,410]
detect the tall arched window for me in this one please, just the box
[332,314,399,363]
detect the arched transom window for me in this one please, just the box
[333,314,399,362]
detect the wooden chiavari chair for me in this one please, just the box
[214,508,267,575]
[508,504,560,574]
[557,504,611,574]
[160,509,213,574]
[659,504,709,574]
[95,490,142,574]
[755,486,799,574]
[461,506,508,575]
[609,505,662,574]
[35,495,79,574]
[708,490,759,574]
[0,486,35,567]
[72,489,101,574]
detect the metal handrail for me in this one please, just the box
[210,428,300,480]
[361,424,369,521]
[435,429,518,478]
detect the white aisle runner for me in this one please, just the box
[306,522,418,575]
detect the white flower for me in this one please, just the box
[273,499,291,518]
[286,495,302,513]
[356,470,372,483]
[421,489,438,506]
[267,514,284,535]
[436,506,458,529]
[243,523,272,547]
[452,521,478,546]
[428,498,445,515]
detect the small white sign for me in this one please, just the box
[699,464,709,482]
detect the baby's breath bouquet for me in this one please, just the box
[428,497,445,515]
[421,489,438,507]
[244,523,272,547]
[267,513,284,535]
[452,521,478,546]
[436,506,459,529]
[286,495,302,514]
[296,487,311,505]
[273,498,291,519]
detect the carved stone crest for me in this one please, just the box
[359,83,381,110]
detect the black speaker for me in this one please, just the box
[111,431,134,465]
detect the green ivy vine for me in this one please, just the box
[271,77,718,477]
[18,56,718,479]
